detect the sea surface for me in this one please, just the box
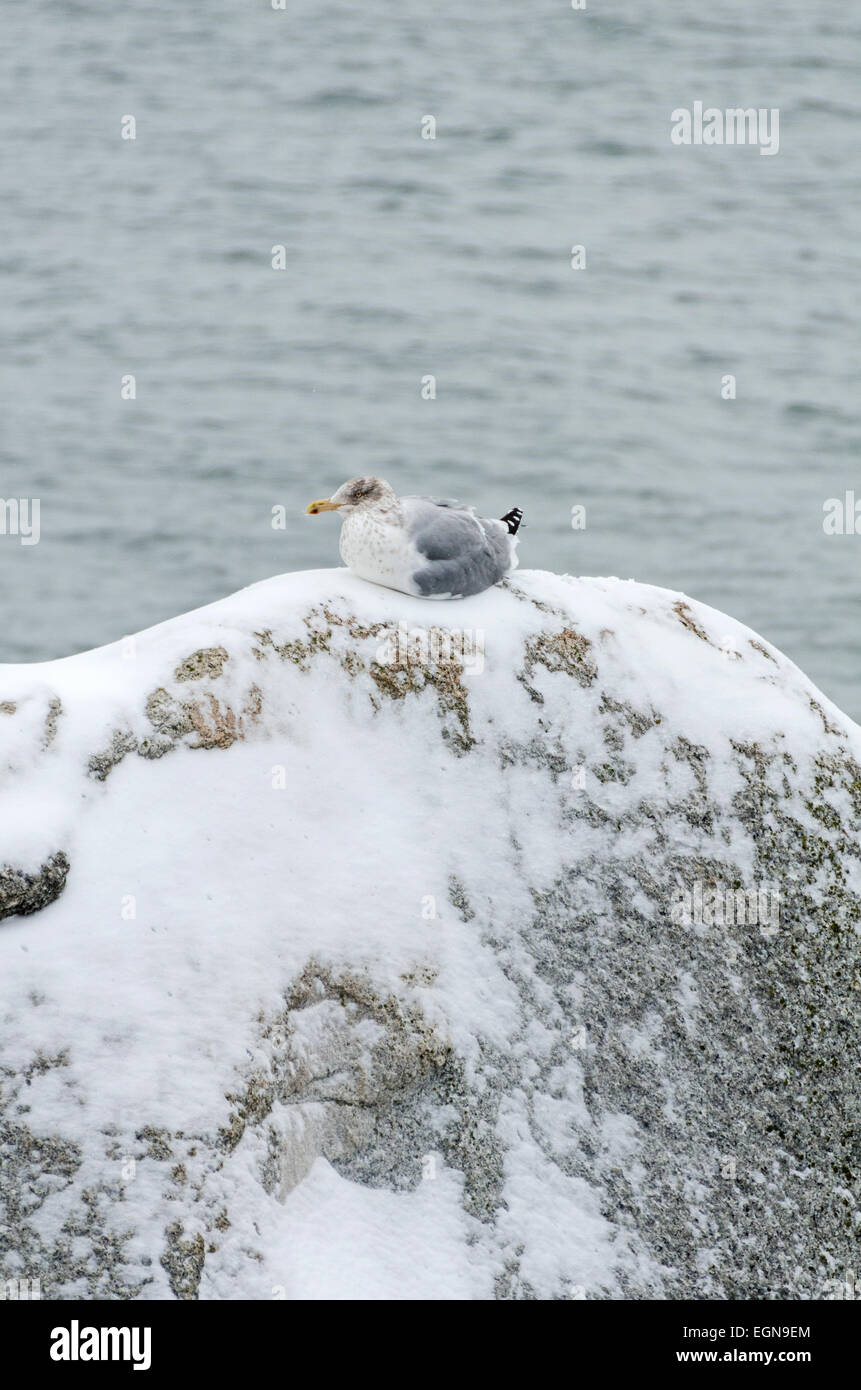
[1,1,859,716]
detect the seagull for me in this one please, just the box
[306,477,523,599]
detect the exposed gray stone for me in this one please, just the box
[88,730,138,781]
[0,852,70,922]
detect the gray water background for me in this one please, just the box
[2,1,859,717]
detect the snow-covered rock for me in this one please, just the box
[1,568,859,1300]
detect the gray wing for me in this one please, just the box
[402,496,516,598]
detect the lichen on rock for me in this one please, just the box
[0,852,70,921]
[174,647,230,683]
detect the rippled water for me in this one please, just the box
[2,1,859,716]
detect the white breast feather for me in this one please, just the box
[339,510,421,595]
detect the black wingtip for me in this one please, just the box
[500,507,523,535]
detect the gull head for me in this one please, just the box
[306,477,396,515]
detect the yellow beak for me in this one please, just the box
[306,498,341,514]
